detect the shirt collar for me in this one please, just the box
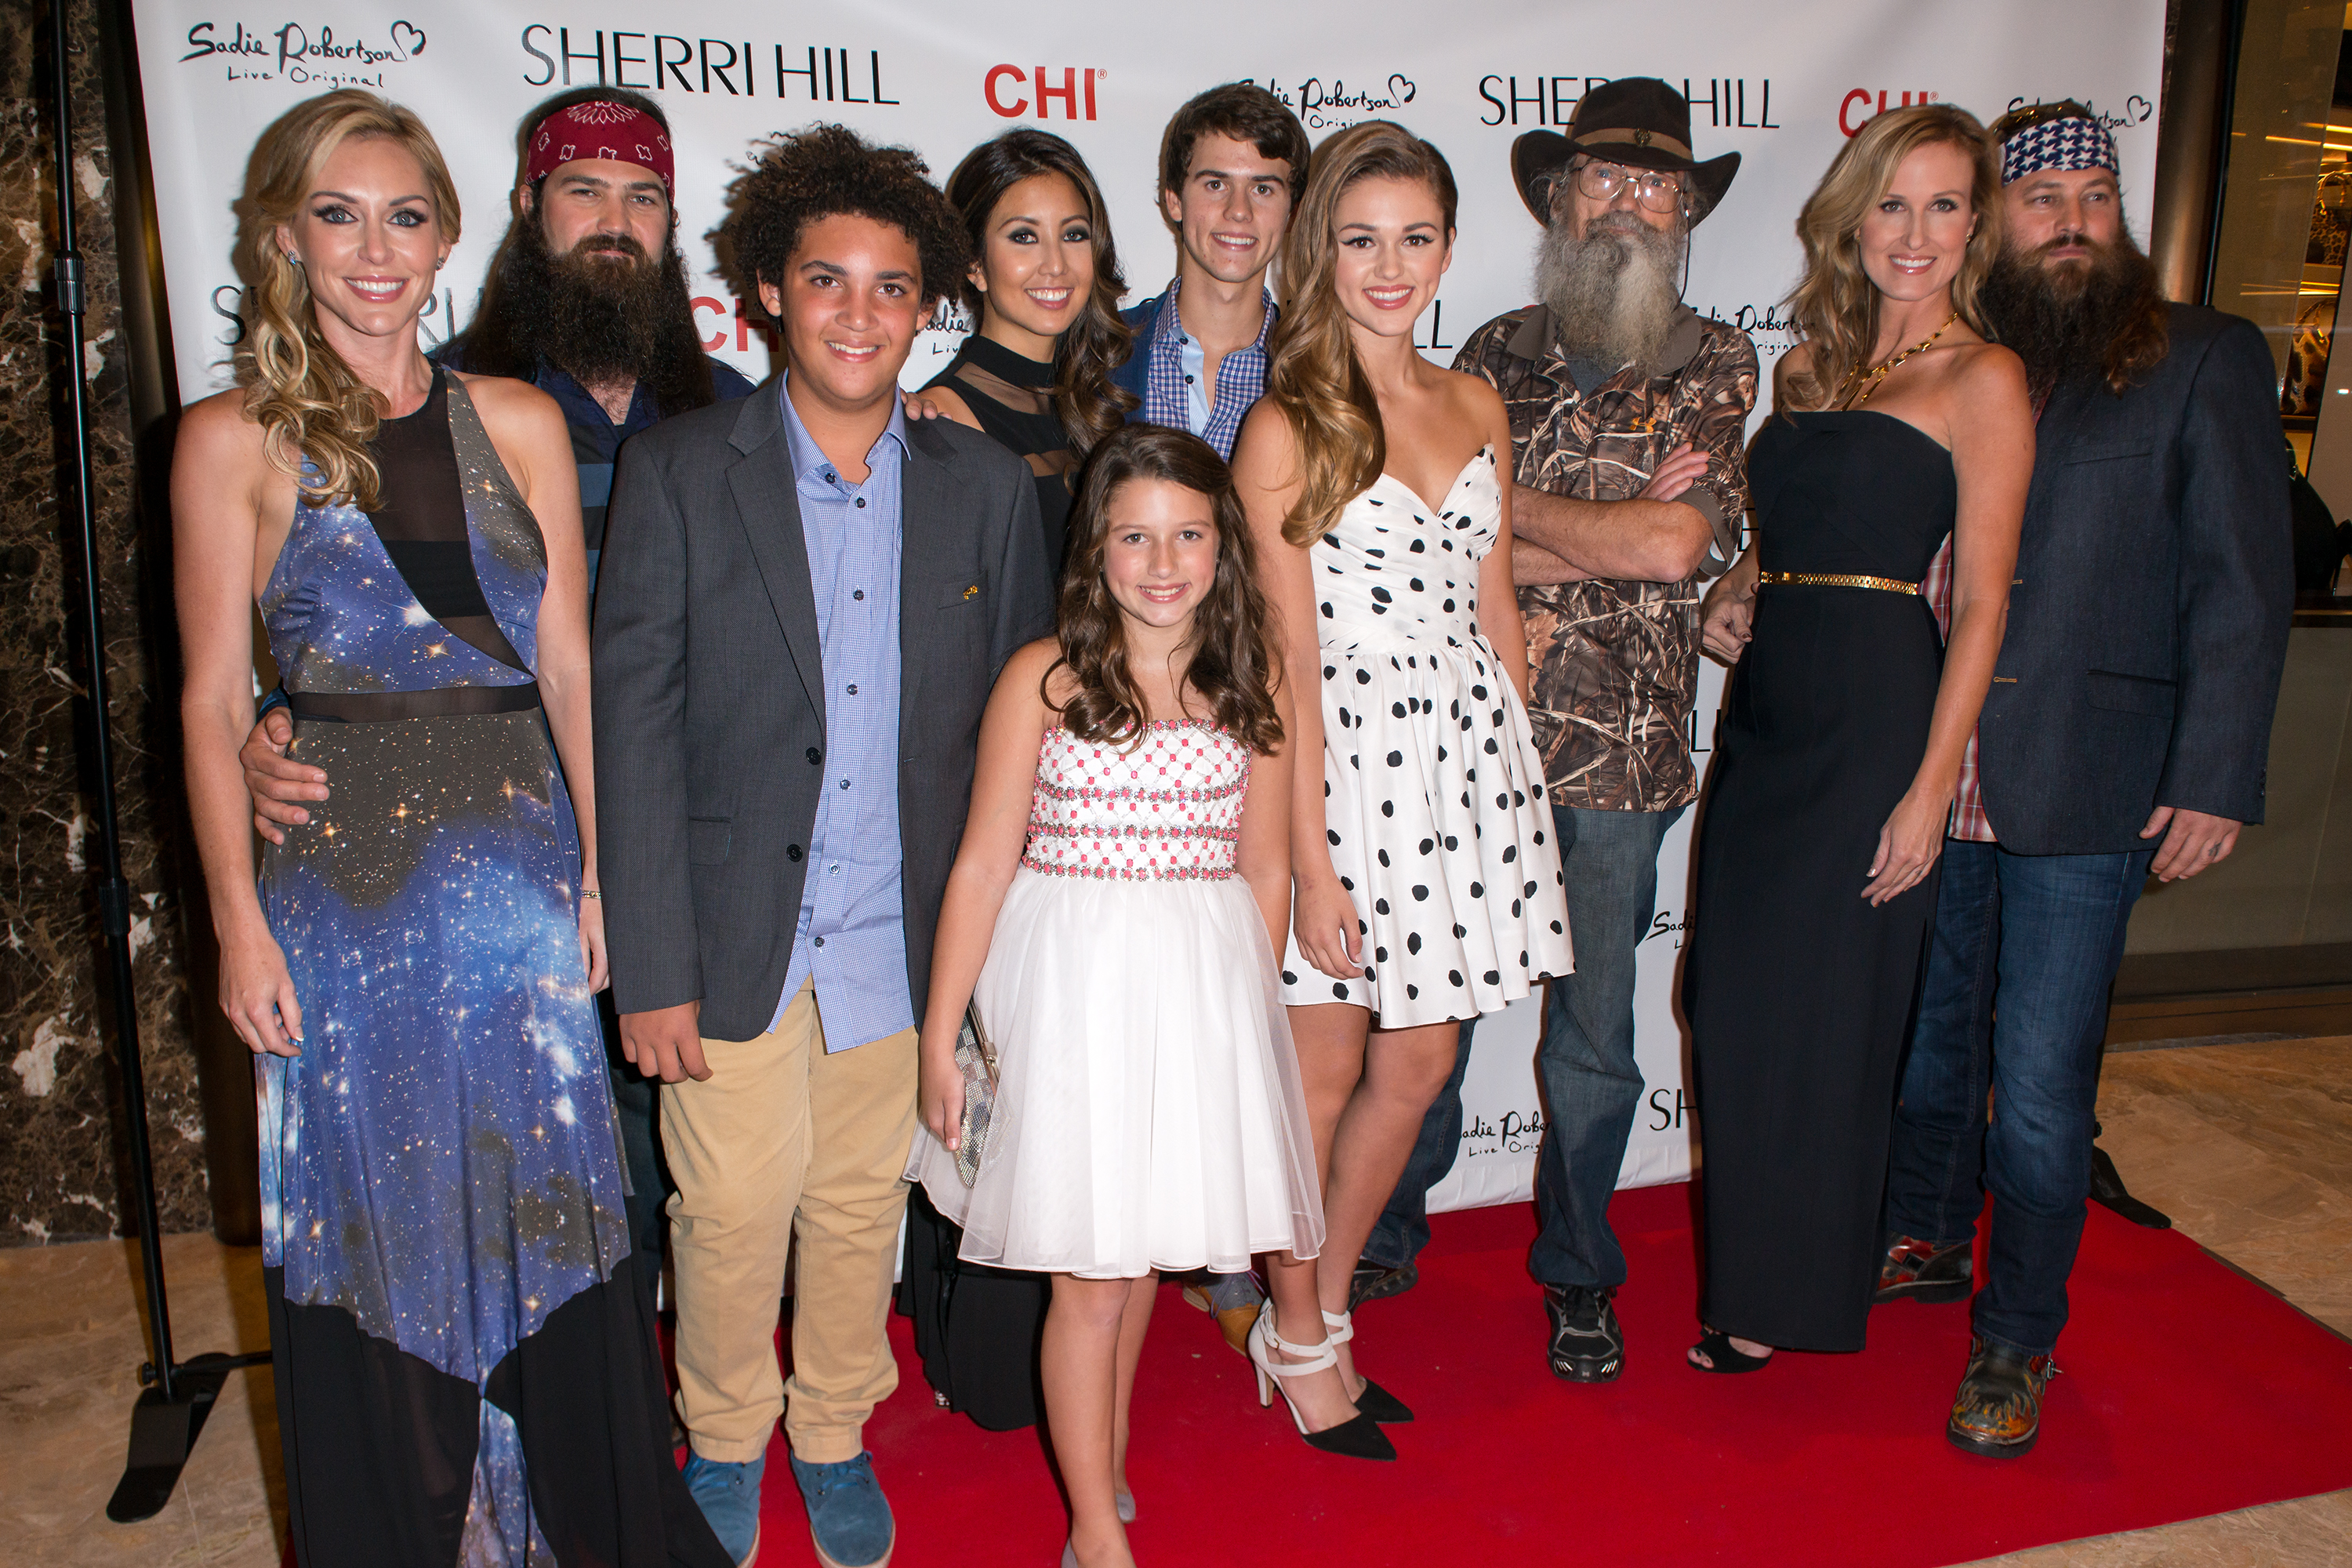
[1505,301,1706,382]
[778,371,909,485]
[1158,275,1277,352]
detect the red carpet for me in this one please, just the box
[745,1185,2352,1566]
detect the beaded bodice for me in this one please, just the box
[1020,722,1250,882]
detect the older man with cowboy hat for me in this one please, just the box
[1353,78,1759,1388]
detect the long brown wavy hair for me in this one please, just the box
[1264,121,1457,546]
[231,89,461,509]
[946,129,1138,459]
[1051,425,1284,757]
[1783,103,2002,412]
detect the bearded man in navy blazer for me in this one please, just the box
[1869,104,2291,1457]
[593,125,1052,1567]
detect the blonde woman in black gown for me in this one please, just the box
[1683,104,2031,1370]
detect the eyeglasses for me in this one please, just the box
[1570,160,1684,213]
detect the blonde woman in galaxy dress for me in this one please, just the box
[174,91,723,1566]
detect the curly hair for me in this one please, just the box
[1051,425,1284,757]
[1784,103,2003,412]
[945,129,1138,460]
[231,89,460,510]
[1265,121,1457,546]
[717,123,969,318]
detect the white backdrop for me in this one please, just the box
[129,0,2166,1208]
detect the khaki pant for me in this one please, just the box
[661,980,917,1465]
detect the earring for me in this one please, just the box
[285,252,302,267]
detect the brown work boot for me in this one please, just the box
[1876,1234,1973,1304]
[1947,1334,2057,1457]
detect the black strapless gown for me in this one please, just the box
[1683,410,1955,1353]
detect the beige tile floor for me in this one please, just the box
[4,1038,2347,1566]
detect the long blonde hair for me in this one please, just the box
[1784,103,2001,412]
[1265,121,1457,546]
[232,89,461,510]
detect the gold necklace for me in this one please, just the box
[1842,311,1960,408]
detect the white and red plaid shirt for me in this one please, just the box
[1922,538,1998,842]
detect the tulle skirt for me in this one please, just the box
[908,867,1324,1279]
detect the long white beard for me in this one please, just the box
[1534,213,1687,378]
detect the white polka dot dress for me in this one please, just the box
[1279,446,1573,1026]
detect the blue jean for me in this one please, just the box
[1364,803,1682,1286]
[1884,840,2152,1356]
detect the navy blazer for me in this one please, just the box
[593,379,1056,1039]
[1976,304,2293,855]
[1106,292,1165,408]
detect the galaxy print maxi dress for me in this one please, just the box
[254,371,724,1567]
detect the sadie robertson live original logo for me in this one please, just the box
[180,16,426,89]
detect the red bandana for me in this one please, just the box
[524,100,674,197]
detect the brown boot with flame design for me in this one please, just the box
[1947,1334,2056,1457]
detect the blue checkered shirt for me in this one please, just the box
[1142,278,1276,460]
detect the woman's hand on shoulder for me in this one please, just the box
[908,382,982,432]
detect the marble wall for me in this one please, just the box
[0,0,209,1244]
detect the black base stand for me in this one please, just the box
[105,1350,272,1523]
[39,0,266,1525]
[2088,1122,2172,1229]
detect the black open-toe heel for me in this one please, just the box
[1688,1327,1773,1373]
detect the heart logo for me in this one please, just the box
[2126,94,2154,123]
[389,20,425,58]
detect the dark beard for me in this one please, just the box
[1534,211,1686,379]
[458,209,717,416]
[1980,230,2165,401]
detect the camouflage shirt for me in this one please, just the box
[1454,303,1759,811]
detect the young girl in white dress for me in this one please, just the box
[1230,120,1574,1450]
[909,424,1327,1568]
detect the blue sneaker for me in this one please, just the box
[789,1451,895,1568]
[681,1452,763,1567]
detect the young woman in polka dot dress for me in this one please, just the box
[1232,121,1573,1450]
[910,426,1337,1566]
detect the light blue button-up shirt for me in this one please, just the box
[771,376,914,1051]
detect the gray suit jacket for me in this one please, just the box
[1976,304,2293,855]
[593,379,1056,1040]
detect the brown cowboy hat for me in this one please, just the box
[1511,77,1740,226]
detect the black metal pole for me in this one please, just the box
[45,0,178,1396]
[41,0,267,1524]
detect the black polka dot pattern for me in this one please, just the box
[1282,445,1575,1026]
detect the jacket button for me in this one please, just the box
[806,747,822,764]
[787,844,804,862]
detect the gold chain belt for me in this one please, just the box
[1757,571,1919,597]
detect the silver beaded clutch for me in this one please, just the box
[953,1004,998,1188]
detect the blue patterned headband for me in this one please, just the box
[2000,113,2118,185]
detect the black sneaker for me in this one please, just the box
[1348,1261,1418,1311]
[1542,1283,1624,1382]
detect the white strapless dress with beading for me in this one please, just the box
[1280,446,1574,1026]
[908,722,1324,1279]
